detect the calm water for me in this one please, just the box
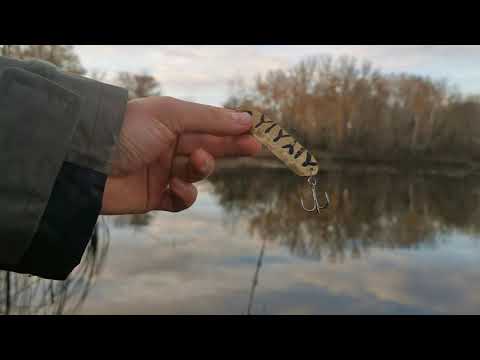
[2,168,480,314]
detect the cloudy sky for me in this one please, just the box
[75,45,480,106]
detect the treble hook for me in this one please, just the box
[300,176,330,214]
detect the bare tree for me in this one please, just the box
[0,222,110,315]
[87,69,108,82]
[224,54,478,162]
[5,45,86,75]
[1,45,10,56]
[115,71,161,99]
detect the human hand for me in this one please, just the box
[101,96,261,214]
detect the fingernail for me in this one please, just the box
[232,112,252,126]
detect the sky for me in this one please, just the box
[75,45,480,106]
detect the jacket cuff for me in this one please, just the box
[29,61,129,175]
[0,57,128,277]
[0,162,106,280]
[1,57,129,175]
[58,73,128,174]
[0,67,81,266]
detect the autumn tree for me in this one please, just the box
[224,54,478,162]
[87,69,108,82]
[3,45,86,75]
[115,71,161,99]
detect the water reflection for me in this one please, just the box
[3,169,479,314]
[0,221,110,315]
[80,169,479,314]
[246,239,266,315]
[208,169,480,262]
[113,214,154,229]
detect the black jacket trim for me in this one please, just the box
[0,162,107,280]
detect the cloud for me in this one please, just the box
[77,187,480,315]
[75,45,480,106]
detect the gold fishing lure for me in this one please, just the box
[247,110,318,177]
[243,109,329,213]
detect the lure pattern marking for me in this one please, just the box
[244,109,319,177]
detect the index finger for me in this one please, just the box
[152,97,254,136]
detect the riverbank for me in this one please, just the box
[216,149,480,179]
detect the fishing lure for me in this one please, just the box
[243,109,329,214]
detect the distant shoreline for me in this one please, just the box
[215,149,480,179]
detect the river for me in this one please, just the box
[1,168,480,314]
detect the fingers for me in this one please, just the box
[171,148,215,182]
[177,133,262,157]
[156,148,214,212]
[157,178,198,212]
[153,97,253,136]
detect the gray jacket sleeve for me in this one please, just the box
[0,56,128,275]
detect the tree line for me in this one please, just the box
[208,169,480,262]
[1,45,161,99]
[5,45,479,163]
[224,55,480,163]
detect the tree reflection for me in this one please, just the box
[0,219,110,315]
[209,169,480,263]
[113,214,154,228]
